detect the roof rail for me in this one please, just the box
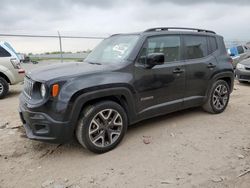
[144,27,216,34]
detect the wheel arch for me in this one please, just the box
[0,72,11,84]
[68,87,137,131]
[204,71,234,103]
[218,77,232,92]
[210,71,234,93]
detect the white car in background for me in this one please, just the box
[0,41,25,99]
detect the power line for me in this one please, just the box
[0,33,106,39]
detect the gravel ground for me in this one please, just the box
[0,62,250,188]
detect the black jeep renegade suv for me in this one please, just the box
[19,27,234,153]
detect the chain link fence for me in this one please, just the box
[0,32,106,63]
[1,32,249,63]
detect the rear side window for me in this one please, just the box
[237,46,244,54]
[0,46,11,57]
[184,35,208,60]
[208,36,218,54]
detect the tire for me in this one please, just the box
[76,101,128,154]
[202,80,230,114]
[0,77,9,99]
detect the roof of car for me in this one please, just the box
[144,27,216,34]
[112,27,218,37]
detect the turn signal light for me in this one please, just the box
[52,84,59,97]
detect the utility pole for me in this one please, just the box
[57,31,63,63]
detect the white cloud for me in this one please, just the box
[0,0,249,53]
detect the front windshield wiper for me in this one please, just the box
[87,61,102,65]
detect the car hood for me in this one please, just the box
[240,58,250,66]
[26,62,114,82]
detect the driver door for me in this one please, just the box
[134,35,185,116]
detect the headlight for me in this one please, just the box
[40,84,46,98]
[236,63,245,70]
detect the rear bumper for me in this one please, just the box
[19,105,73,144]
[5,68,24,85]
[235,69,250,82]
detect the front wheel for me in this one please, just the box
[76,101,128,154]
[203,80,230,114]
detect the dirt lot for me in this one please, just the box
[0,63,250,188]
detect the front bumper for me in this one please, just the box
[19,105,73,144]
[235,68,250,82]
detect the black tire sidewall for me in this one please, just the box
[210,80,230,113]
[79,101,128,154]
[0,77,9,99]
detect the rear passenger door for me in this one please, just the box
[183,35,218,107]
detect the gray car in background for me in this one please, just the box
[229,45,250,68]
[235,58,250,83]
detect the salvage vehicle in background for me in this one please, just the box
[228,45,250,68]
[0,42,25,99]
[19,27,234,153]
[235,58,250,83]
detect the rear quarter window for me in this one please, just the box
[0,46,11,57]
[208,36,218,54]
[237,46,244,54]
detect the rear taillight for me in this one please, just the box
[18,69,25,74]
[10,58,21,69]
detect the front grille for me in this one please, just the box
[23,77,34,98]
[245,66,250,71]
[240,75,250,80]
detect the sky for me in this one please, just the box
[0,0,250,53]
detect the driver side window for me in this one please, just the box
[138,35,181,65]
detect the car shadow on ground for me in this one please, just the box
[238,81,250,86]
[128,107,201,131]
[6,90,21,98]
[4,85,23,99]
[20,107,203,158]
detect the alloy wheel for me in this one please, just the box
[212,84,229,110]
[0,83,3,95]
[88,109,123,148]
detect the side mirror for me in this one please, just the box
[145,53,164,69]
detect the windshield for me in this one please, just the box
[85,35,139,64]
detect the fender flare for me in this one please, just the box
[205,71,234,100]
[0,70,11,84]
[67,87,137,129]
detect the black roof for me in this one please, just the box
[110,27,217,38]
[144,27,216,34]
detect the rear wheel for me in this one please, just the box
[0,77,9,99]
[203,80,230,114]
[76,101,128,154]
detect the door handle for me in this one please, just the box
[207,63,216,68]
[173,68,184,74]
